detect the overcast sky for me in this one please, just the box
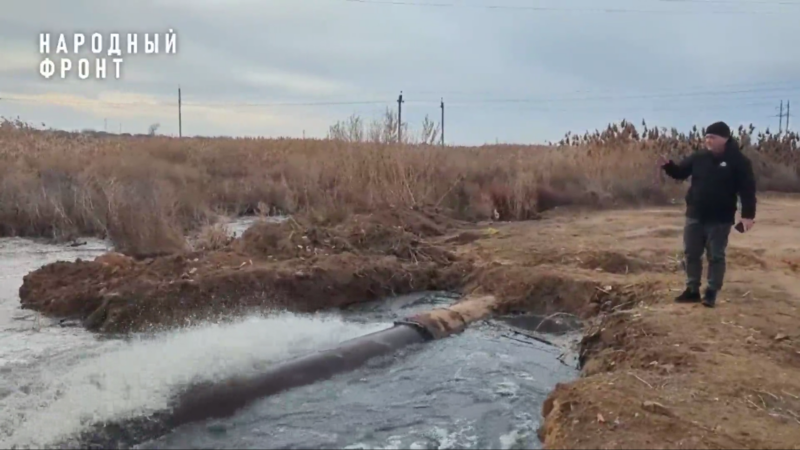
[1,0,799,144]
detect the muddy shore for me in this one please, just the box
[18,195,800,448]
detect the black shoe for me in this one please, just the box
[702,289,717,308]
[675,288,701,303]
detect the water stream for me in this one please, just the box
[0,221,578,449]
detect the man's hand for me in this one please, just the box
[741,218,755,232]
[657,155,670,167]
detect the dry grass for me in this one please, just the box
[192,222,233,252]
[1,118,798,257]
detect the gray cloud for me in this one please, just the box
[1,0,799,143]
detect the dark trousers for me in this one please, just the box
[683,217,732,291]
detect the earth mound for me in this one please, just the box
[19,208,472,333]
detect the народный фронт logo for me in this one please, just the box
[38,30,178,80]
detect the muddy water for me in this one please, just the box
[0,223,578,450]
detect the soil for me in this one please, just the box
[19,206,473,333]
[466,195,800,449]
[17,195,800,448]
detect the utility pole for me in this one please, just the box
[787,100,791,131]
[779,100,784,133]
[178,86,182,138]
[397,91,404,144]
[440,97,445,147]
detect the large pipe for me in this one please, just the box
[167,294,497,427]
[167,322,431,426]
[72,295,498,449]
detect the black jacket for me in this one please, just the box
[662,138,757,224]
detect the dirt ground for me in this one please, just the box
[464,194,800,449]
[18,194,800,448]
[18,207,473,332]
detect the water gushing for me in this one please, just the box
[1,313,387,448]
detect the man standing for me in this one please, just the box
[658,121,757,308]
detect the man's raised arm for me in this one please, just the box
[660,153,696,181]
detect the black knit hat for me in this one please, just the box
[705,121,731,139]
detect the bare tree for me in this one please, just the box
[148,123,160,136]
[327,114,364,142]
[347,114,364,142]
[381,108,400,144]
[368,117,383,143]
[327,120,347,141]
[419,114,440,145]
[328,109,434,145]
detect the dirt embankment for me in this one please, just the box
[18,193,800,448]
[467,195,800,449]
[18,207,474,333]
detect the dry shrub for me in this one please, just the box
[193,222,233,252]
[237,207,457,263]
[1,117,797,256]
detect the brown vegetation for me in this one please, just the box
[9,112,800,447]
[1,117,798,258]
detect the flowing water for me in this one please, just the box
[0,222,578,450]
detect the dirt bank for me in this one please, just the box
[18,207,473,333]
[460,195,800,449]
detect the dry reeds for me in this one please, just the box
[1,116,797,256]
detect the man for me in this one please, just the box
[658,121,757,308]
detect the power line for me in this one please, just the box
[408,83,800,103]
[107,79,800,97]
[23,78,791,105]
[185,100,388,107]
[396,79,800,97]
[293,0,800,7]
[658,0,800,4]
[5,94,792,140]
[1,97,791,117]
[336,0,794,14]
[770,99,796,133]
[3,83,796,108]
[0,97,386,108]
[437,86,800,106]
[141,81,800,106]
[473,98,784,113]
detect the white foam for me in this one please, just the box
[0,222,391,448]
[344,422,479,449]
[0,312,389,449]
